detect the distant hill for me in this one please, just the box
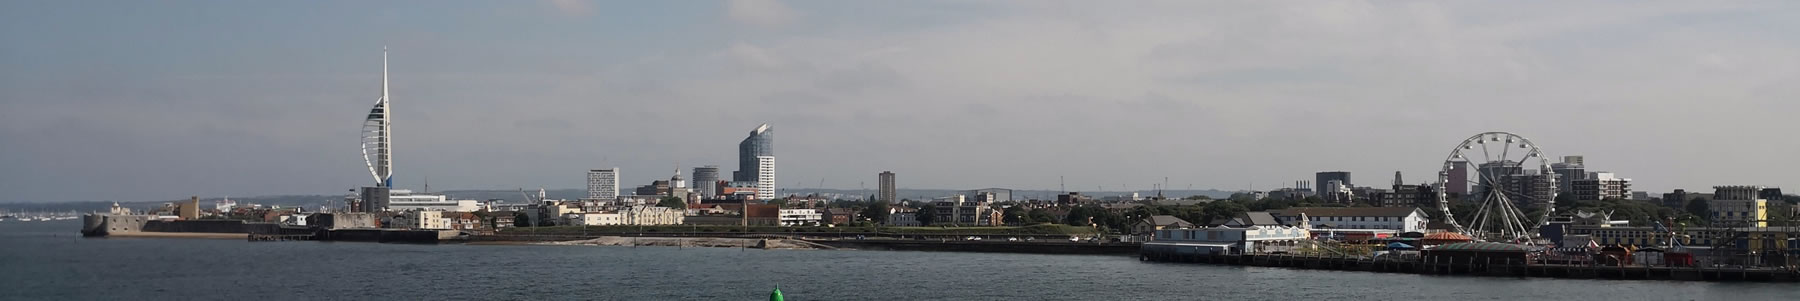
[0,188,1239,213]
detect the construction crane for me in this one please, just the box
[519,188,540,203]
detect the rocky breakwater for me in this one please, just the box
[538,236,837,250]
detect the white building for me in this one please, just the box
[1711,186,1768,227]
[621,206,685,225]
[887,208,920,226]
[1569,172,1632,201]
[756,156,776,200]
[1145,225,1312,254]
[1270,207,1428,232]
[588,168,620,200]
[562,207,685,226]
[383,189,483,212]
[389,210,446,229]
[779,208,820,226]
[565,212,623,226]
[277,213,310,226]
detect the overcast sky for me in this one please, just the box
[3,1,1798,202]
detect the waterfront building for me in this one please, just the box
[693,166,720,199]
[621,206,685,225]
[1211,212,1282,228]
[932,195,1001,226]
[824,208,855,225]
[382,189,481,212]
[1711,186,1769,227]
[1315,171,1352,199]
[1562,224,1800,253]
[779,209,821,226]
[1568,172,1631,200]
[565,212,623,226]
[442,212,484,230]
[743,204,781,226]
[1270,207,1428,232]
[387,210,445,229]
[878,171,897,202]
[1146,225,1311,255]
[887,207,920,226]
[587,168,620,200]
[559,206,684,226]
[1132,215,1195,235]
[734,124,775,200]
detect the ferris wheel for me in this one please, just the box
[1434,132,1557,242]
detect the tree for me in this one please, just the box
[513,211,532,228]
[861,200,892,225]
[656,196,687,209]
[1002,206,1028,225]
[1201,201,1248,224]
[1685,198,1711,223]
[1028,208,1056,225]
[916,204,937,226]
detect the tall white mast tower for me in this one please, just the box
[362,47,394,188]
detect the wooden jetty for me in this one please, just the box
[1139,249,1800,282]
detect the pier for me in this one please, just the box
[1139,248,1800,282]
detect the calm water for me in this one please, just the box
[2,220,1795,301]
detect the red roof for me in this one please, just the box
[1422,232,1473,241]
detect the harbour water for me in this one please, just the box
[3,220,1796,300]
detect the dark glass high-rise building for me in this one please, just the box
[734,124,774,199]
[1315,171,1351,196]
[734,124,773,181]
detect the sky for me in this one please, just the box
[3,0,1799,202]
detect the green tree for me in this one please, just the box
[1201,201,1248,224]
[656,196,687,209]
[1028,208,1056,224]
[1002,206,1028,225]
[513,211,532,228]
[860,200,892,225]
[1685,198,1711,223]
[916,204,937,226]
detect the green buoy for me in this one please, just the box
[770,285,784,301]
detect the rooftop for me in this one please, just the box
[1270,207,1423,217]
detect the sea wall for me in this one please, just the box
[81,214,307,236]
[322,229,458,244]
[811,240,1140,255]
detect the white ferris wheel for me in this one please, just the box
[1434,132,1557,242]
